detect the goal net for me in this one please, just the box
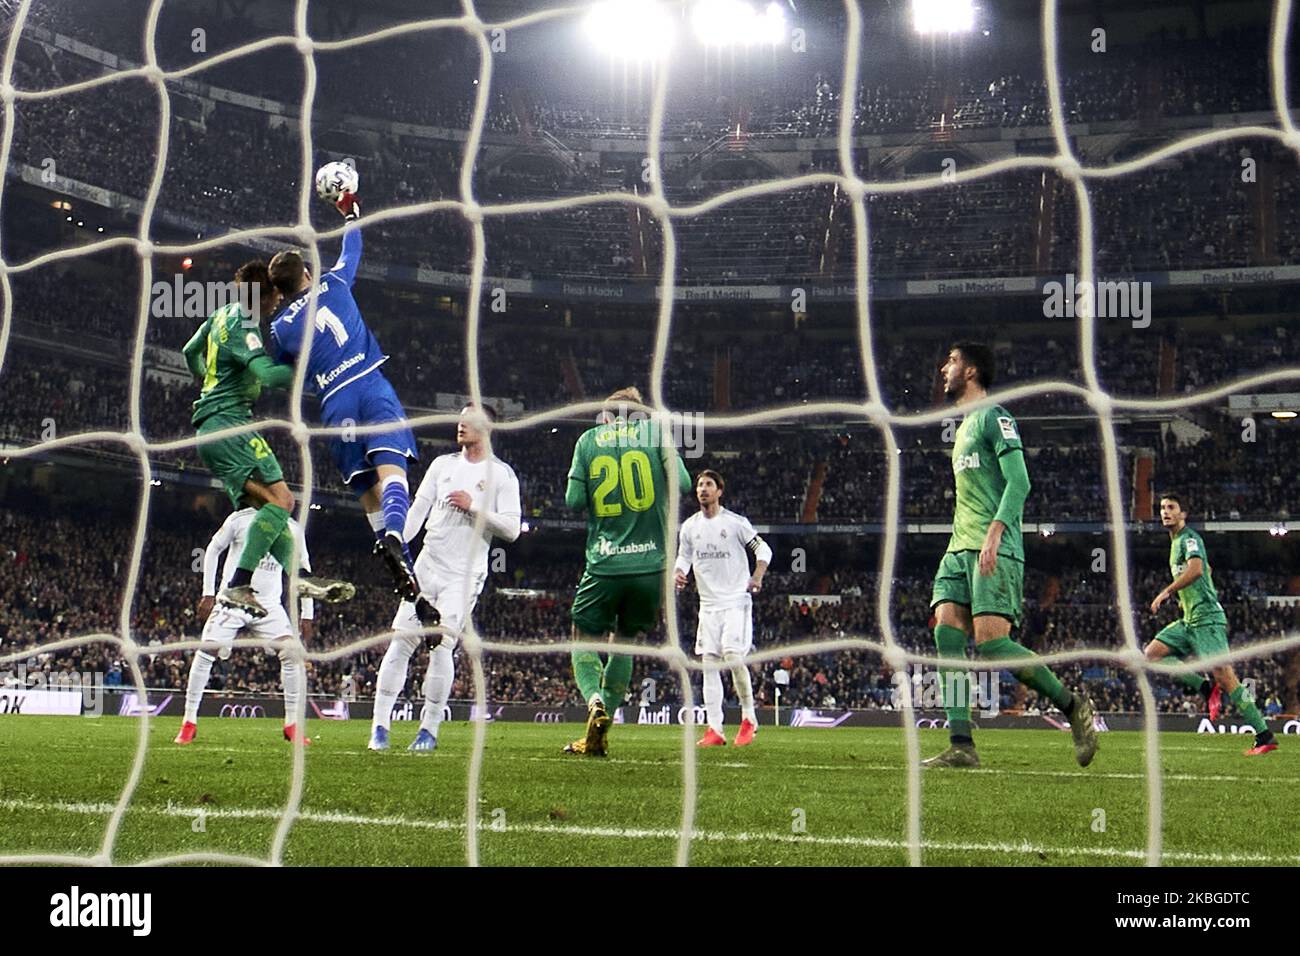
[2,0,1299,868]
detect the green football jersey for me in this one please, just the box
[184,303,268,427]
[946,405,1025,561]
[1169,526,1227,626]
[567,417,692,576]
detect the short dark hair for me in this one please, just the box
[461,402,499,422]
[1158,491,1185,510]
[951,341,996,389]
[234,259,273,315]
[268,249,307,296]
[696,469,725,491]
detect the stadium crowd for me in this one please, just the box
[3,499,1295,716]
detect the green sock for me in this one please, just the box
[236,503,290,574]
[1176,670,1210,695]
[934,624,973,740]
[1229,684,1267,733]
[601,651,634,711]
[571,648,605,706]
[977,635,1074,713]
[268,526,295,571]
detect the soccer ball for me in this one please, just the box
[315,161,359,202]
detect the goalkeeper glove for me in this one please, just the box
[335,191,360,221]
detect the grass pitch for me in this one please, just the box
[2,716,1296,866]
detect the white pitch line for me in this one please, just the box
[1,797,1296,865]
[107,743,1300,785]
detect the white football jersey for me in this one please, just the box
[202,509,311,610]
[675,507,765,611]
[406,451,522,577]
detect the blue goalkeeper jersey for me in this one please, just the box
[270,228,388,404]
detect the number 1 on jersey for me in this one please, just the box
[314,305,349,347]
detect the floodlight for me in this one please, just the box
[912,0,976,35]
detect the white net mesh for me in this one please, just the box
[2,0,1300,868]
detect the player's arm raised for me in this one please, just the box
[1152,556,1204,613]
[329,193,363,287]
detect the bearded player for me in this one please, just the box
[368,404,522,752]
[924,343,1099,768]
[176,507,327,746]
[1146,493,1277,755]
[564,387,692,757]
[674,470,770,747]
[268,181,431,620]
[181,260,352,618]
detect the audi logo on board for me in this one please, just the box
[533,711,564,723]
[219,704,266,718]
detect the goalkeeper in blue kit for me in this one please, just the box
[267,183,434,624]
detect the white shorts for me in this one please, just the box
[391,563,486,641]
[203,602,294,648]
[695,604,753,658]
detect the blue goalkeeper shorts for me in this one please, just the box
[321,370,418,487]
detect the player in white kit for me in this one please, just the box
[674,469,771,747]
[176,508,348,746]
[368,404,522,752]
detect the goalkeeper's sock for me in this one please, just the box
[977,635,1074,713]
[373,635,417,732]
[934,624,973,742]
[234,503,291,578]
[380,475,412,561]
[278,646,303,728]
[184,651,216,724]
[724,651,757,724]
[601,651,634,712]
[572,648,605,708]
[702,655,724,732]
[1229,684,1268,734]
[420,641,455,737]
[366,510,386,545]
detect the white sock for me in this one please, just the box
[373,633,418,732]
[702,654,724,732]
[366,511,385,533]
[420,640,455,737]
[279,648,303,727]
[725,651,756,723]
[184,651,216,723]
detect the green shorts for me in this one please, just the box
[1152,620,1229,660]
[196,413,284,508]
[571,570,663,638]
[930,550,1024,626]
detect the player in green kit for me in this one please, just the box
[181,261,352,617]
[924,343,1099,768]
[1146,493,1277,755]
[563,387,692,757]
